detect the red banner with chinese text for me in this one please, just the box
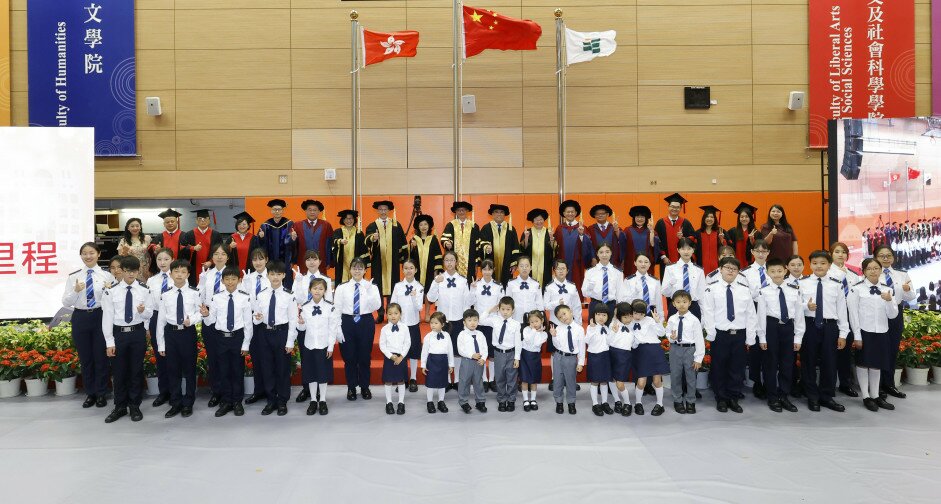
[808,0,915,148]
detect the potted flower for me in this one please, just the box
[20,349,50,397]
[49,349,80,396]
[143,347,159,396]
[899,335,930,386]
[0,348,22,398]
[196,340,208,387]
[927,336,941,384]
[244,354,255,395]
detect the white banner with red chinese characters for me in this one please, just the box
[0,128,94,319]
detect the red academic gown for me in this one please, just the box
[587,223,623,271]
[182,227,222,285]
[230,232,258,274]
[293,219,334,275]
[148,229,186,275]
[553,223,593,297]
[694,229,722,273]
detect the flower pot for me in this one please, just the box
[145,376,160,396]
[55,376,78,396]
[243,376,254,395]
[895,368,903,386]
[25,378,48,397]
[696,371,709,390]
[932,366,941,384]
[904,366,930,386]
[0,378,22,398]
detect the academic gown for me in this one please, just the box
[409,234,443,293]
[654,217,696,264]
[553,223,593,296]
[726,226,755,268]
[293,219,334,275]
[587,223,624,271]
[258,218,295,268]
[622,225,660,277]
[364,219,408,296]
[441,219,481,281]
[180,227,224,285]
[331,226,370,285]
[520,226,555,288]
[479,221,521,285]
[693,228,724,273]
[230,232,261,274]
[148,229,185,275]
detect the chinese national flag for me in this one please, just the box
[362,28,419,67]
[908,167,921,180]
[463,6,542,58]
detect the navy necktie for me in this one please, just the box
[814,278,824,328]
[677,316,684,343]
[312,305,322,316]
[481,285,492,296]
[602,266,609,303]
[499,319,507,345]
[176,289,184,325]
[85,269,96,308]
[726,285,735,322]
[353,282,361,322]
[255,276,262,297]
[392,324,400,332]
[641,275,650,305]
[124,285,133,323]
[473,334,480,354]
[884,268,893,287]
[520,281,529,290]
[778,286,790,322]
[161,273,169,293]
[227,293,235,331]
[557,283,568,294]
[842,278,849,297]
[567,326,574,352]
[869,285,881,295]
[446,278,456,288]
[683,263,691,292]
[437,332,444,340]
[758,265,767,288]
[214,271,221,294]
[268,290,277,326]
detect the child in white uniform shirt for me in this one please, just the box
[665,291,705,415]
[421,312,455,414]
[146,248,175,408]
[297,277,339,416]
[873,244,916,399]
[622,252,663,315]
[627,300,668,416]
[155,259,203,418]
[481,297,522,411]
[741,239,769,400]
[662,238,706,319]
[292,250,332,404]
[520,310,548,412]
[456,309,489,413]
[427,251,470,389]
[848,258,899,412]
[607,303,636,416]
[379,304,411,415]
[830,242,861,397]
[251,261,298,416]
[550,305,586,415]
[582,244,624,316]
[198,243,234,408]
[543,259,582,383]
[242,248,271,405]
[506,256,544,324]
[756,259,804,413]
[390,259,425,392]
[585,304,614,416]
[469,260,504,392]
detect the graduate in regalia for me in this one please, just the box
[622,205,659,277]
[440,201,481,281]
[693,205,727,274]
[479,203,520,286]
[553,200,593,297]
[229,211,260,274]
[520,208,555,288]
[331,209,370,285]
[726,202,758,269]
[257,199,297,289]
[181,209,224,286]
[365,200,408,322]
[293,199,333,276]
[586,204,624,272]
[409,214,443,321]
[654,193,696,277]
[148,208,185,275]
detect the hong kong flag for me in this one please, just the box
[463,5,542,58]
[362,28,419,67]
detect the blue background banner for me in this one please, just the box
[27,0,136,156]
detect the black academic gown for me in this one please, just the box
[479,221,521,286]
[331,227,370,285]
[441,220,481,281]
[364,219,408,297]
[408,234,443,293]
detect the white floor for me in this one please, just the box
[2,384,941,503]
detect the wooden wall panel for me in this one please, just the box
[0,0,9,126]
[637,5,750,46]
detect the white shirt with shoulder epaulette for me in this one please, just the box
[204,288,254,351]
[847,279,898,342]
[741,263,768,300]
[506,276,545,323]
[61,265,114,310]
[241,269,270,304]
[252,286,299,347]
[756,282,806,345]
[146,270,173,310]
[298,298,340,349]
[294,270,333,305]
[829,264,860,297]
[198,266,227,305]
[582,263,625,303]
[701,278,758,344]
[798,274,850,339]
[622,272,663,314]
[662,259,706,301]
[390,279,425,327]
[101,280,154,347]
[155,284,203,352]
[880,266,917,304]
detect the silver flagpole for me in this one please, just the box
[350,11,360,212]
[555,9,566,202]
[906,162,910,222]
[453,0,463,200]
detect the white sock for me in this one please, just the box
[410,359,418,380]
[621,388,632,405]
[437,388,446,401]
[590,385,599,405]
[522,389,530,401]
[453,358,461,383]
[869,368,881,399]
[655,386,664,406]
[635,386,644,405]
[384,384,393,403]
[427,388,435,401]
[398,384,406,404]
[488,361,495,382]
[600,385,608,403]
[608,382,619,402]
[319,383,327,401]
[308,382,317,403]
[856,367,870,399]
[531,388,537,401]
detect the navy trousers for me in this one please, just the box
[202,324,223,396]
[216,330,246,405]
[801,318,839,402]
[71,308,110,397]
[112,325,146,408]
[881,308,904,388]
[248,329,268,397]
[258,325,291,406]
[710,329,746,402]
[148,314,169,396]
[762,317,795,401]
[164,325,197,408]
[340,314,375,391]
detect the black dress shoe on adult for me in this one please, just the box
[548,382,554,392]
[408,379,418,393]
[181,406,193,417]
[129,407,143,422]
[436,401,448,413]
[613,401,623,414]
[82,395,96,408]
[601,403,614,415]
[729,399,743,413]
[820,399,845,412]
[386,402,396,415]
[716,400,728,413]
[152,394,169,407]
[260,404,276,416]
[461,403,472,414]
[361,388,372,400]
[295,388,310,403]
[498,402,507,412]
[427,401,437,414]
[695,390,702,399]
[475,402,487,413]
[397,403,405,415]
[96,396,108,408]
[651,404,665,416]
[592,404,603,416]
[233,402,244,416]
[556,402,564,414]
[874,397,895,410]
[346,389,357,401]
[839,386,859,398]
[674,402,687,414]
[884,386,906,399]
[780,397,798,412]
[506,402,515,412]
[568,403,577,415]
[307,402,319,415]
[685,403,696,414]
[105,407,127,423]
[276,404,288,416]
[215,403,234,417]
[245,393,265,405]
[863,398,879,412]
[808,400,821,412]
[165,405,183,418]
[208,395,221,408]
[634,403,645,415]
[319,401,329,415]
[768,400,783,413]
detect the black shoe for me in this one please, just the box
[319,401,329,415]
[556,402,564,414]
[568,403,577,415]
[82,395,96,408]
[234,402,244,416]
[884,386,906,399]
[506,402,515,412]
[808,400,821,412]
[820,399,845,412]
[621,404,632,416]
[674,402,687,414]
[874,397,895,410]
[260,404,276,416]
[105,407,127,423]
[716,400,728,413]
[498,402,507,412]
[208,395,221,408]
[475,402,487,413]
[152,394,169,407]
[129,406,143,422]
[461,403,472,414]
[651,404,665,416]
[523,401,532,412]
[215,403,234,417]
[276,404,288,416]
[96,396,107,408]
[386,402,395,415]
[408,379,418,393]
[295,388,310,403]
[427,401,437,414]
[347,389,357,401]
[397,403,405,415]
[839,386,859,398]
[685,403,696,414]
[695,390,702,399]
[361,388,372,400]
[780,397,798,412]
[863,397,879,412]
[592,404,603,416]
[181,406,193,417]
[548,382,554,392]
[752,383,766,400]
[530,400,538,411]
[768,400,783,413]
[614,401,623,413]
[729,399,743,413]
[437,401,448,413]
[601,403,614,415]
[307,402,318,415]
[634,403,644,415]
[245,393,265,405]
[165,405,183,418]
[791,388,805,399]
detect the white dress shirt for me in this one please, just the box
[582,263,625,303]
[664,312,706,363]
[457,329,489,360]
[427,271,469,321]
[621,272,663,314]
[701,279,758,344]
[742,262,769,300]
[253,286,299,347]
[102,281,155,347]
[798,274,850,339]
[204,288,254,351]
[334,278,382,316]
[481,313,523,359]
[629,316,666,346]
[584,324,611,353]
[847,279,899,342]
[62,265,114,310]
[544,279,582,326]
[551,322,587,366]
[297,298,340,349]
[146,270,174,309]
[155,284,203,352]
[198,266,228,304]
[606,323,634,351]
[756,282,806,345]
[505,276,545,323]
[468,278,503,318]
[421,331,455,368]
[241,269,271,304]
[294,270,334,305]
[520,327,548,353]
[829,264,860,297]
[662,260,706,301]
[379,322,412,359]
[390,279,424,327]
[880,267,917,304]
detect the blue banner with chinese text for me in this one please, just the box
[27,0,136,156]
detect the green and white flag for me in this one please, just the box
[564,28,617,65]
